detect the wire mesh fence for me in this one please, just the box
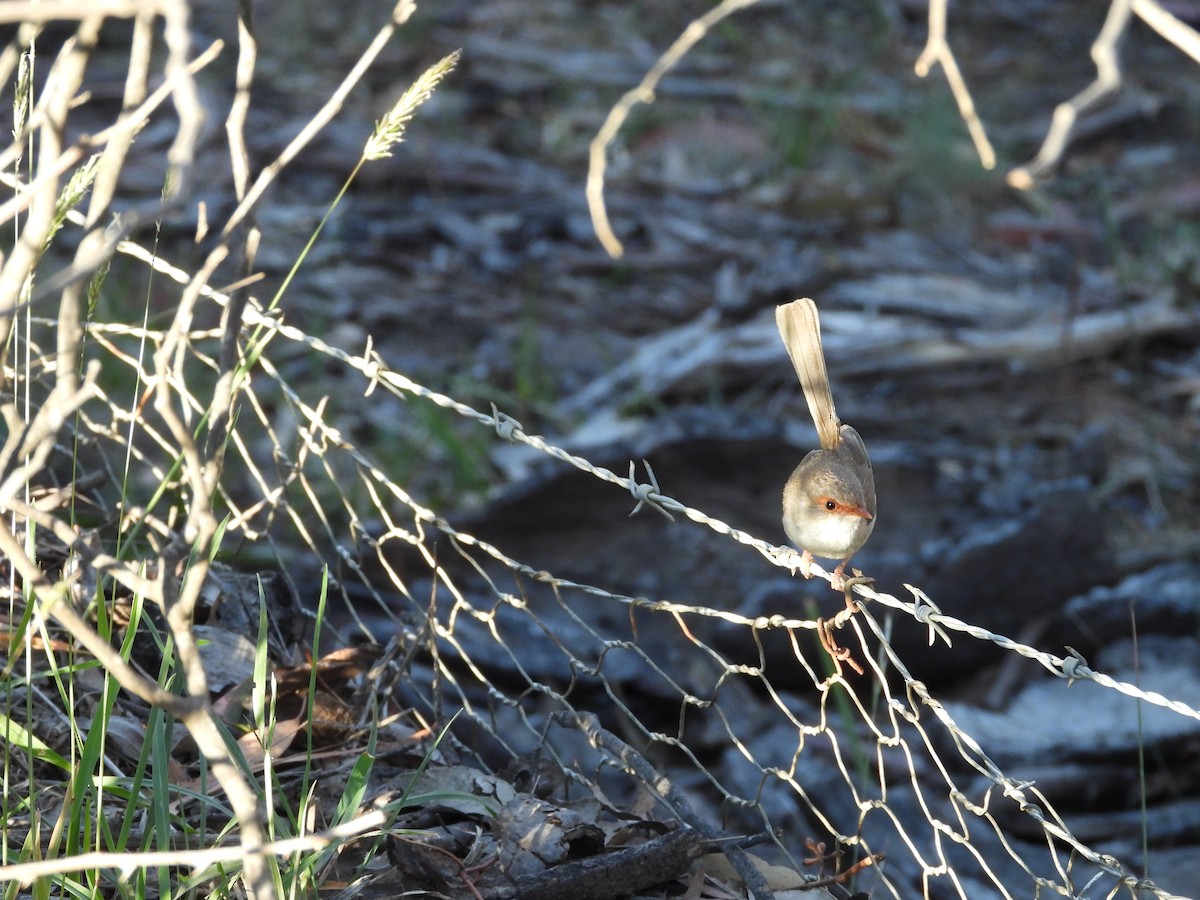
[10,282,1193,897]
[235,312,1200,900]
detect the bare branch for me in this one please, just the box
[220,0,417,237]
[586,0,763,259]
[913,0,996,171]
[1134,0,1200,62]
[1008,0,1133,188]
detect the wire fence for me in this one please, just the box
[244,307,1198,900]
[12,278,1189,897]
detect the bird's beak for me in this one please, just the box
[846,506,874,521]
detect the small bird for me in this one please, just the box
[776,299,875,590]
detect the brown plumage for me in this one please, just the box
[776,299,876,586]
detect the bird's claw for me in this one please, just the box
[800,549,816,579]
[838,572,873,610]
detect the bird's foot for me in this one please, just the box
[829,558,871,592]
[798,549,815,580]
[838,571,873,612]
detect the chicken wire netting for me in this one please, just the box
[8,280,1192,898]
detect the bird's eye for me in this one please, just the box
[824,500,837,511]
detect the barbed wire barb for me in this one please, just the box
[627,458,673,521]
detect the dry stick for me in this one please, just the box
[0,38,224,324]
[210,0,261,458]
[136,10,271,882]
[54,10,152,408]
[1134,0,1200,61]
[2,0,223,774]
[586,0,763,259]
[555,711,775,900]
[913,0,995,171]
[226,2,258,203]
[84,9,153,229]
[1009,0,1200,188]
[0,25,221,219]
[220,0,417,238]
[0,806,390,884]
[143,247,282,900]
[156,0,205,207]
[1008,0,1133,189]
[0,20,96,387]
